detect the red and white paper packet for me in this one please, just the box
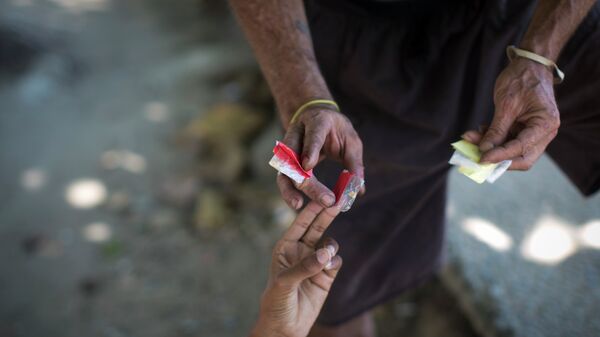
[268,141,312,184]
[269,141,364,212]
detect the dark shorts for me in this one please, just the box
[306,0,600,325]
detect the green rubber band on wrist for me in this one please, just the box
[290,99,340,125]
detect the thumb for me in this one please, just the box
[479,109,514,153]
[301,122,328,171]
[278,248,331,286]
[342,138,365,179]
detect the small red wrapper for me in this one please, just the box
[332,170,364,212]
[269,141,363,212]
[269,141,312,183]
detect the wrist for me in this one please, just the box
[250,316,290,337]
[275,79,333,128]
[509,55,555,84]
[279,95,333,129]
[519,38,558,62]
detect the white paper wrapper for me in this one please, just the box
[449,152,481,170]
[269,155,306,184]
[486,159,512,183]
[448,151,511,184]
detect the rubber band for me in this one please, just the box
[506,45,565,84]
[289,99,339,125]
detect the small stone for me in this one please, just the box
[194,188,229,230]
[181,103,266,144]
[198,141,246,183]
[144,101,169,123]
[21,168,47,191]
[115,273,134,289]
[106,191,131,213]
[148,209,179,231]
[21,234,63,258]
[200,251,217,266]
[78,277,101,298]
[160,175,199,208]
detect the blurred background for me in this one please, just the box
[0,1,599,337]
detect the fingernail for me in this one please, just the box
[325,260,333,270]
[320,194,335,207]
[326,245,336,257]
[292,198,301,210]
[480,141,494,152]
[316,248,330,264]
[302,156,310,169]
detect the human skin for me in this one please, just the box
[464,0,597,170]
[228,0,364,212]
[229,0,598,336]
[249,202,343,337]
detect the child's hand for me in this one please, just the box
[250,201,343,337]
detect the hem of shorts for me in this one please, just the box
[583,174,600,197]
[315,264,442,327]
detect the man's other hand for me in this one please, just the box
[464,57,560,171]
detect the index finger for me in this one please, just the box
[282,122,304,153]
[480,125,546,163]
[296,175,336,207]
[300,203,342,247]
[282,201,323,241]
[341,137,365,179]
[342,137,365,194]
[282,123,336,207]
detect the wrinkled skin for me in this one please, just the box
[278,107,365,210]
[463,58,560,170]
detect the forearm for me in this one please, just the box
[228,0,331,127]
[520,0,596,61]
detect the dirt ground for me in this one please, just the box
[0,1,479,337]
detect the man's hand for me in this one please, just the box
[463,0,597,171]
[463,58,560,170]
[250,202,343,337]
[279,107,364,209]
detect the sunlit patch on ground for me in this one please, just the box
[65,178,107,209]
[144,101,169,123]
[82,222,112,242]
[21,168,47,191]
[461,217,513,252]
[521,216,577,265]
[100,150,147,174]
[578,220,600,249]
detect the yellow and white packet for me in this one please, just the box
[448,140,511,184]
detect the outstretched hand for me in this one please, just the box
[463,58,560,170]
[278,107,365,210]
[251,201,343,337]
